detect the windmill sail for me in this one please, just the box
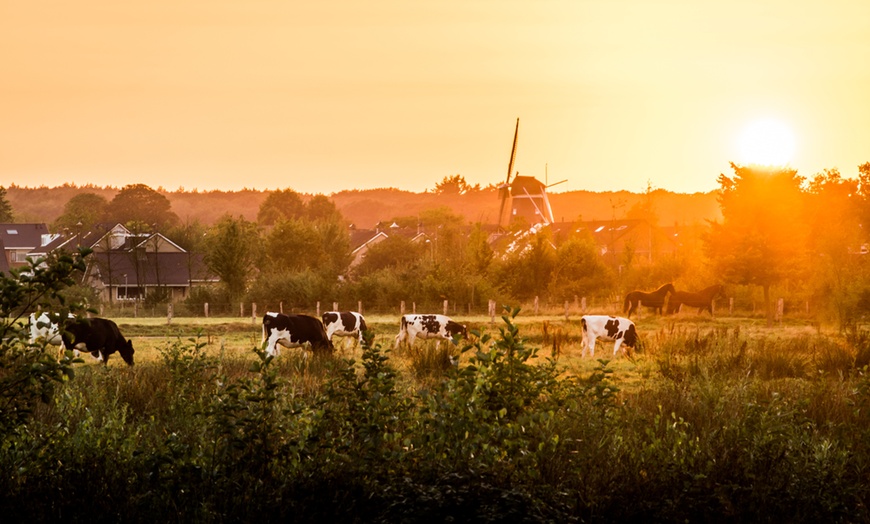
[497,118,519,229]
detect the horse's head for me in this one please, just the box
[664,283,676,295]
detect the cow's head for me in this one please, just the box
[445,320,467,343]
[119,339,135,366]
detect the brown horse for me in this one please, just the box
[666,284,725,315]
[623,283,675,318]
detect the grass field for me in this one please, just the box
[8,308,870,521]
[101,310,839,394]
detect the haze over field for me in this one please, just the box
[2,1,869,195]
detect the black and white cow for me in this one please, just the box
[28,312,100,360]
[262,312,334,356]
[395,314,467,348]
[29,312,64,347]
[321,311,367,349]
[61,317,135,366]
[580,315,637,357]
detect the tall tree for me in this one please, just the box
[434,175,479,195]
[204,215,261,302]
[705,163,806,327]
[105,184,179,229]
[257,189,306,226]
[547,237,614,301]
[306,194,343,223]
[54,192,108,233]
[0,187,13,222]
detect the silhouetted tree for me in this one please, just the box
[306,194,343,223]
[54,192,108,232]
[204,215,261,302]
[257,189,306,226]
[105,184,179,229]
[0,187,13,222]
[434,175,479,195]
[547,237,615,301]
[705,163,806,327]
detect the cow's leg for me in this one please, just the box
[613,339,624,356]
[588,338,596,357]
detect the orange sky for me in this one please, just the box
[2,1,869,195]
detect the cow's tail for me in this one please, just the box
[580,317,588,345]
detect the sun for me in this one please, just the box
[736,118,796,166]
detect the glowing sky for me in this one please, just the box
[2,1,869,194]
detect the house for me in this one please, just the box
[30,223,218,303]
[348,222,429,269]
[553,218,681,266]
[0,223,56,270]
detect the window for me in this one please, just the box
[6,229,18,235]
[14,251,29,263]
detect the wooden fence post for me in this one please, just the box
[401,301,405,315]
[134,302,138,318]
[534,296,539,315]
[413,302,416,314]
[358,300,362,314]
[204,302,209,318]
[167,303,173,325]
[443,300,448,316]
[316,301,320,317]
[489,300,496,325]
[564,301,569,321]
[240,302,244,318]
[333,301,338,312]
[729,297,733,315]
[252,303,257,324]
[280,301,284,314]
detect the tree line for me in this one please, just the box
[4,163,870,326]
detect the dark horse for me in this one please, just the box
[623,283,675,318]
[666,284,725,315]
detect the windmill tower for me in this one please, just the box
[496,118,560,229]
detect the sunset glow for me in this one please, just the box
[737,119,797,167]
[1,1,869,194]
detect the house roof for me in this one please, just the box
[86,252,217,286]
[0,223,51,249]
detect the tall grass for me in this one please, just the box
[4,312,870,521]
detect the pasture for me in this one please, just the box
[6,308,870,522]
[100,310,851,394]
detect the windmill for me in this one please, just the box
[496,118,562,230]
[496,118,519,231]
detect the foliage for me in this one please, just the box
[493,229,556,301]
[0,251,86,440]
[0,186,13,222]
[706,163,807,325]
[104,183,180,229]
[257,188,306,225]
[353,234,425,277]
[433,174,480,195]
[547,236,615,301]
[3,304,870,521]
[52,192,108,233]
[203,215,261,302]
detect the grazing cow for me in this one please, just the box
[28,312,100,360]
[321,311,367,349]
[262,312,334,356]
[29,312,64,346]
[61,317,135,366]
[395,314,467,348]
[580,315,637,357]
